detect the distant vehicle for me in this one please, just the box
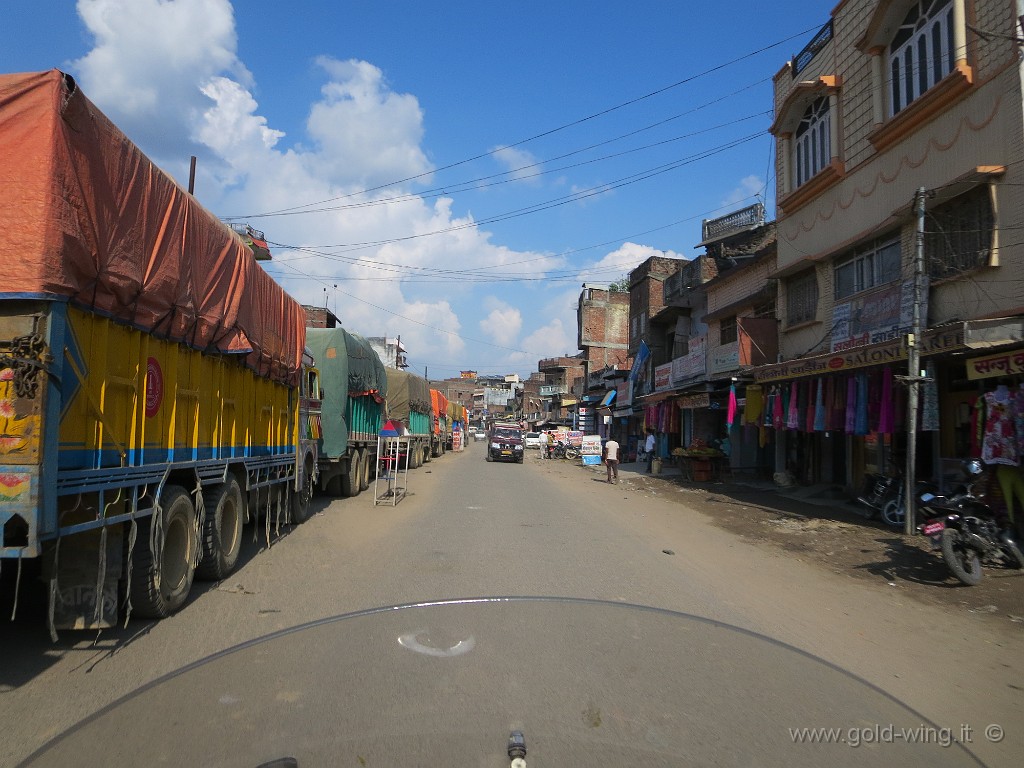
[524,432,541,449]
[485,425,524,464]
[473,430,487,442]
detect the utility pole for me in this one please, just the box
[904,187,927,536]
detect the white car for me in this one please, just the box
[524,432,542,449]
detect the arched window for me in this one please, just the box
[794,96,831,188]
[888,0,954,115]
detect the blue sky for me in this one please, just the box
[2,0,828,379]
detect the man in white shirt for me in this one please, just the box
[603,437,620,483]
[644,429,656,473]
[538,430,549,459]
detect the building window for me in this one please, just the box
[926,186,994,279]
[794,96,831,187]
[834,237,902,299]
[889,0,954,116]
[720,316,738,345]
[753,297,777,318]
[787,270,818,326]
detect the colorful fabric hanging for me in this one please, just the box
[878,367,894,434]
[813,378,827,431]
[773,387,785,429]
[727,384,738,428]
[787,381,800,430]
[744,385,764,426]
[804,380,813,431]
[845,376,857,433]
[867,369,882,432]
[855,373,869,435]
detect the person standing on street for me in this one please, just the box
[644,429,656,473]
[603,436,620,483]
[538,430,549,459]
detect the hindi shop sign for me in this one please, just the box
[966,349,1024,380]
[655,362,672,392]
[753,326,964,383]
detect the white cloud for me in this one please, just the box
[65,0,579,377]
[479,303,523,347]
[491,145,542,183]
[721,175,765,208]
[577,242,686,286]
[307,57,432,187]
[72,0,249,154]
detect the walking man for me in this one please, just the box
[644,429,656,473]
[538,430,549,459]
[603,436,620,483]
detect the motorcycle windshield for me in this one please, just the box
[22,598,979,767]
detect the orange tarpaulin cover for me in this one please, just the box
[0,70,303,385]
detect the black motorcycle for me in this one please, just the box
[917,459,1024,585]
[551,441,579,460]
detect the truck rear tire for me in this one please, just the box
[359,448,372,491]
[129,485,197,618]
[197,477,243,581]
[292,458,315,523]
[342,452,362,497]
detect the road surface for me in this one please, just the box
[1,443,1020,765]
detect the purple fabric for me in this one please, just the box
[845,376,857,433]
[878,367,894,434]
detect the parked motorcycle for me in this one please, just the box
[552,441,579,460]
[856,472,899,522]
[917,459,1024,585]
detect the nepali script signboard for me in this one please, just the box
[966,349,1024,380]
[753,326,964,383]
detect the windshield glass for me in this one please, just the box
[23,598,975,767]
[493,428,520,440]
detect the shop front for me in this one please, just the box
[752,324,969,490]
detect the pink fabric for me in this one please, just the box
[787,382,800,430]
[727,385,737,428]
[773,388,784,429]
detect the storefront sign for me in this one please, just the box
[831,280,928,353]
[581,434,603,456]
[709,342,739,376]
[966,349,1024,380]
[671,335,706,384]
[677,393,711,409]
[655,362,672,392]
[753,326,965,382]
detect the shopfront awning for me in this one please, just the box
[599,390,616,407]
[636,390,677,404]
[751,323,968,383]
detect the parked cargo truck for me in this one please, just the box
[0,70,320,632]
[384,368,433,467]
[429,389,450,457]
[306,327,387,498]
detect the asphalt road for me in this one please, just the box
[1,443,1020,766]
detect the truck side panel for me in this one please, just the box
[0,302,296,559]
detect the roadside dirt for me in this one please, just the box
[627,471,1024,629]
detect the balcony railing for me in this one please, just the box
[701,203,765,244]
[792,20,833,78]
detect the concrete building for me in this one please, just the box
[761,0,1024,490]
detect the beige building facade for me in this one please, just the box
[762,0,1024,488]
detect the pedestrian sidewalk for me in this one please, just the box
[591,457,855,511]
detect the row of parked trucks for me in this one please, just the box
[0,70,467,634]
